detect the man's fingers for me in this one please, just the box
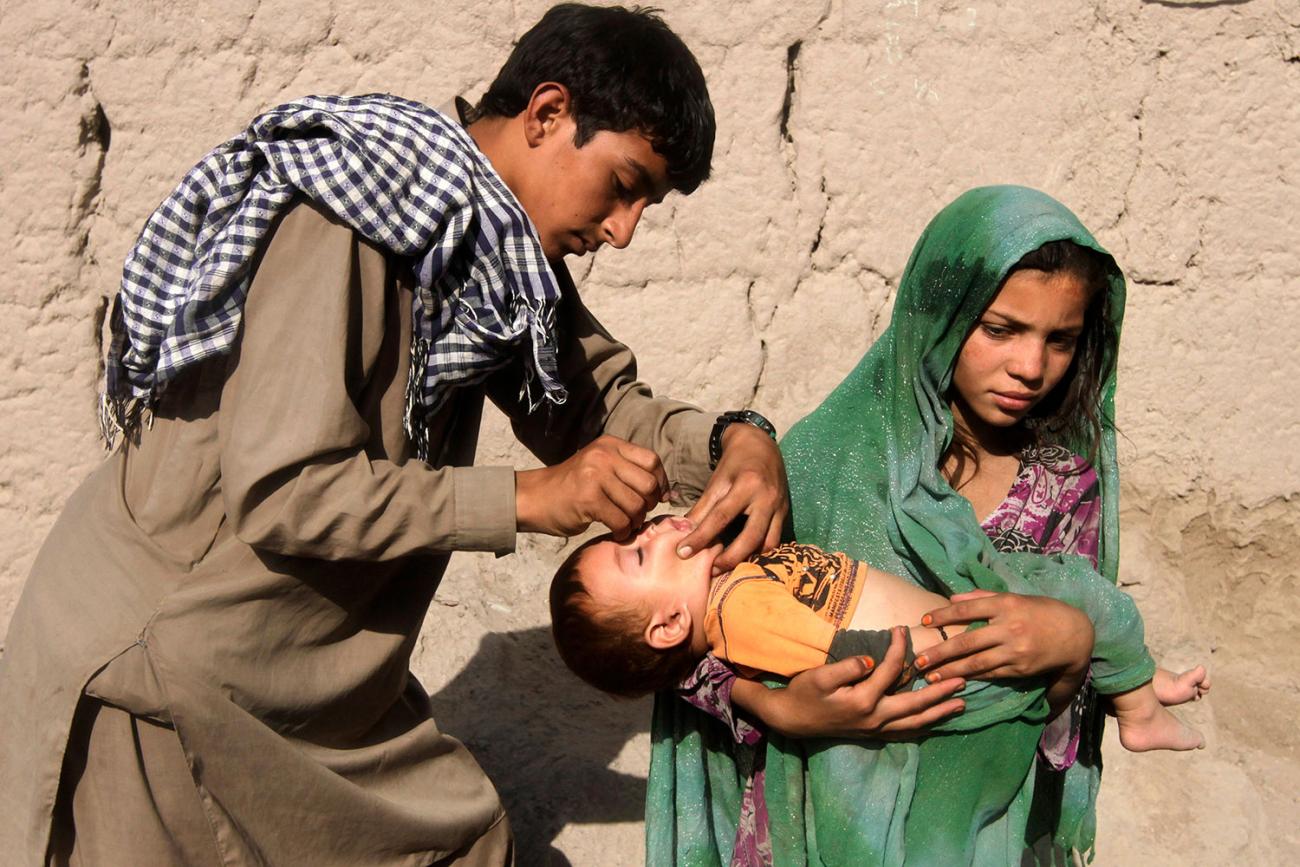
[714,510,769,572]
[762,510,784,552]
[682,478,727,526]
[612,439,670,494]
[677,487,740,557]
[588,499,632,538]
[593,479,652,538]
[611,461,666,510]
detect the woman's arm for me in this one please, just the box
[729,628,967,739]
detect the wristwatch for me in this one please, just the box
[708,410,777,470]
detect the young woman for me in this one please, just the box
[647,186,1205,865]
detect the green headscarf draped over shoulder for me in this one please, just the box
[647,186,1154,865]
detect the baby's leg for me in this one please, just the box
[1111,681,1205,752]
[1153,665,1211,705]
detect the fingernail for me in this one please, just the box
[954,701,966,712]
[954,679,965,690]
[921,614,932,626]
[862,656,875,669]
[915,655,929,669]
[926,672,940,684]
[677,546,692,558]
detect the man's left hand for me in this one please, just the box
[678,423,789,571]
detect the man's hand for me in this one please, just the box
[732,627,966,739]
[516,435,668,538]
[678,423,789,571]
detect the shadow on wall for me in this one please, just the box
[428,626,651,866]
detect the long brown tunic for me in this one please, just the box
[0,200,714,865]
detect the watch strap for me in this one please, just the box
[709,410,777,469]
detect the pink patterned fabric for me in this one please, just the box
[675,443,1102,866]
[980,444,1100,568]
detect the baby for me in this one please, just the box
[549,516,1209,752]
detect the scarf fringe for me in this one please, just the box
[98,391,153,451]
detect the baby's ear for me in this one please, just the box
[644,604,692,651]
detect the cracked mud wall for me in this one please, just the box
[2,1,1296,863]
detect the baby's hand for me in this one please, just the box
[1152,665,1211,706]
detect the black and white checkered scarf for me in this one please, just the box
[102,93,568,461]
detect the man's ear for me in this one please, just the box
[644,604,693,651]
[522,82,573,148]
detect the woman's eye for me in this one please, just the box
[1050,334,1079,350]
[981,323,1009,338]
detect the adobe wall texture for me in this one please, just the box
[2,0,1296,863]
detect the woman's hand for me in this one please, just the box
[916,590,1095,684]
[732,628,967,739]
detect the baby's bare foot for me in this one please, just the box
[1153,665,1211,706]
[1116,704,1205,752]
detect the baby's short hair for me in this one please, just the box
[549,535,700,698]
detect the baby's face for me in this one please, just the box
[579,516,719,634]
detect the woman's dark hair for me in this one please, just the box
[1013,240,1118,463]
[471,3,715,194]
[548,538,700,698]
[945,240,1117,478]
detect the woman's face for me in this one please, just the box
[950,268,1091,430]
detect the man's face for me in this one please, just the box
[509,115,672,262]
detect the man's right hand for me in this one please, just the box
[515,434,670,538]
[731,627,967,739]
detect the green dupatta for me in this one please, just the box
[647,186,1155,865]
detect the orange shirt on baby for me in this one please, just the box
[703,543,866,678]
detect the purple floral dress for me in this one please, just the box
[678,443,1102,866]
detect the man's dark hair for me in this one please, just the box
[548,536,700,698]
[473,3,715,194]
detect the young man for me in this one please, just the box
[0,5,790,865]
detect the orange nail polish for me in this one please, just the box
[921,614,932,626]
[862,657,875,669]
[915,655,929,669]
[926,672,940,684]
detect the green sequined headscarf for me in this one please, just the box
[647,186,1155,865]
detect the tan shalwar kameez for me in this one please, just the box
[0,199,714,866]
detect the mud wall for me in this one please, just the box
[2,1,1296,863]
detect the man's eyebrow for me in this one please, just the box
[623,156,667,204]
